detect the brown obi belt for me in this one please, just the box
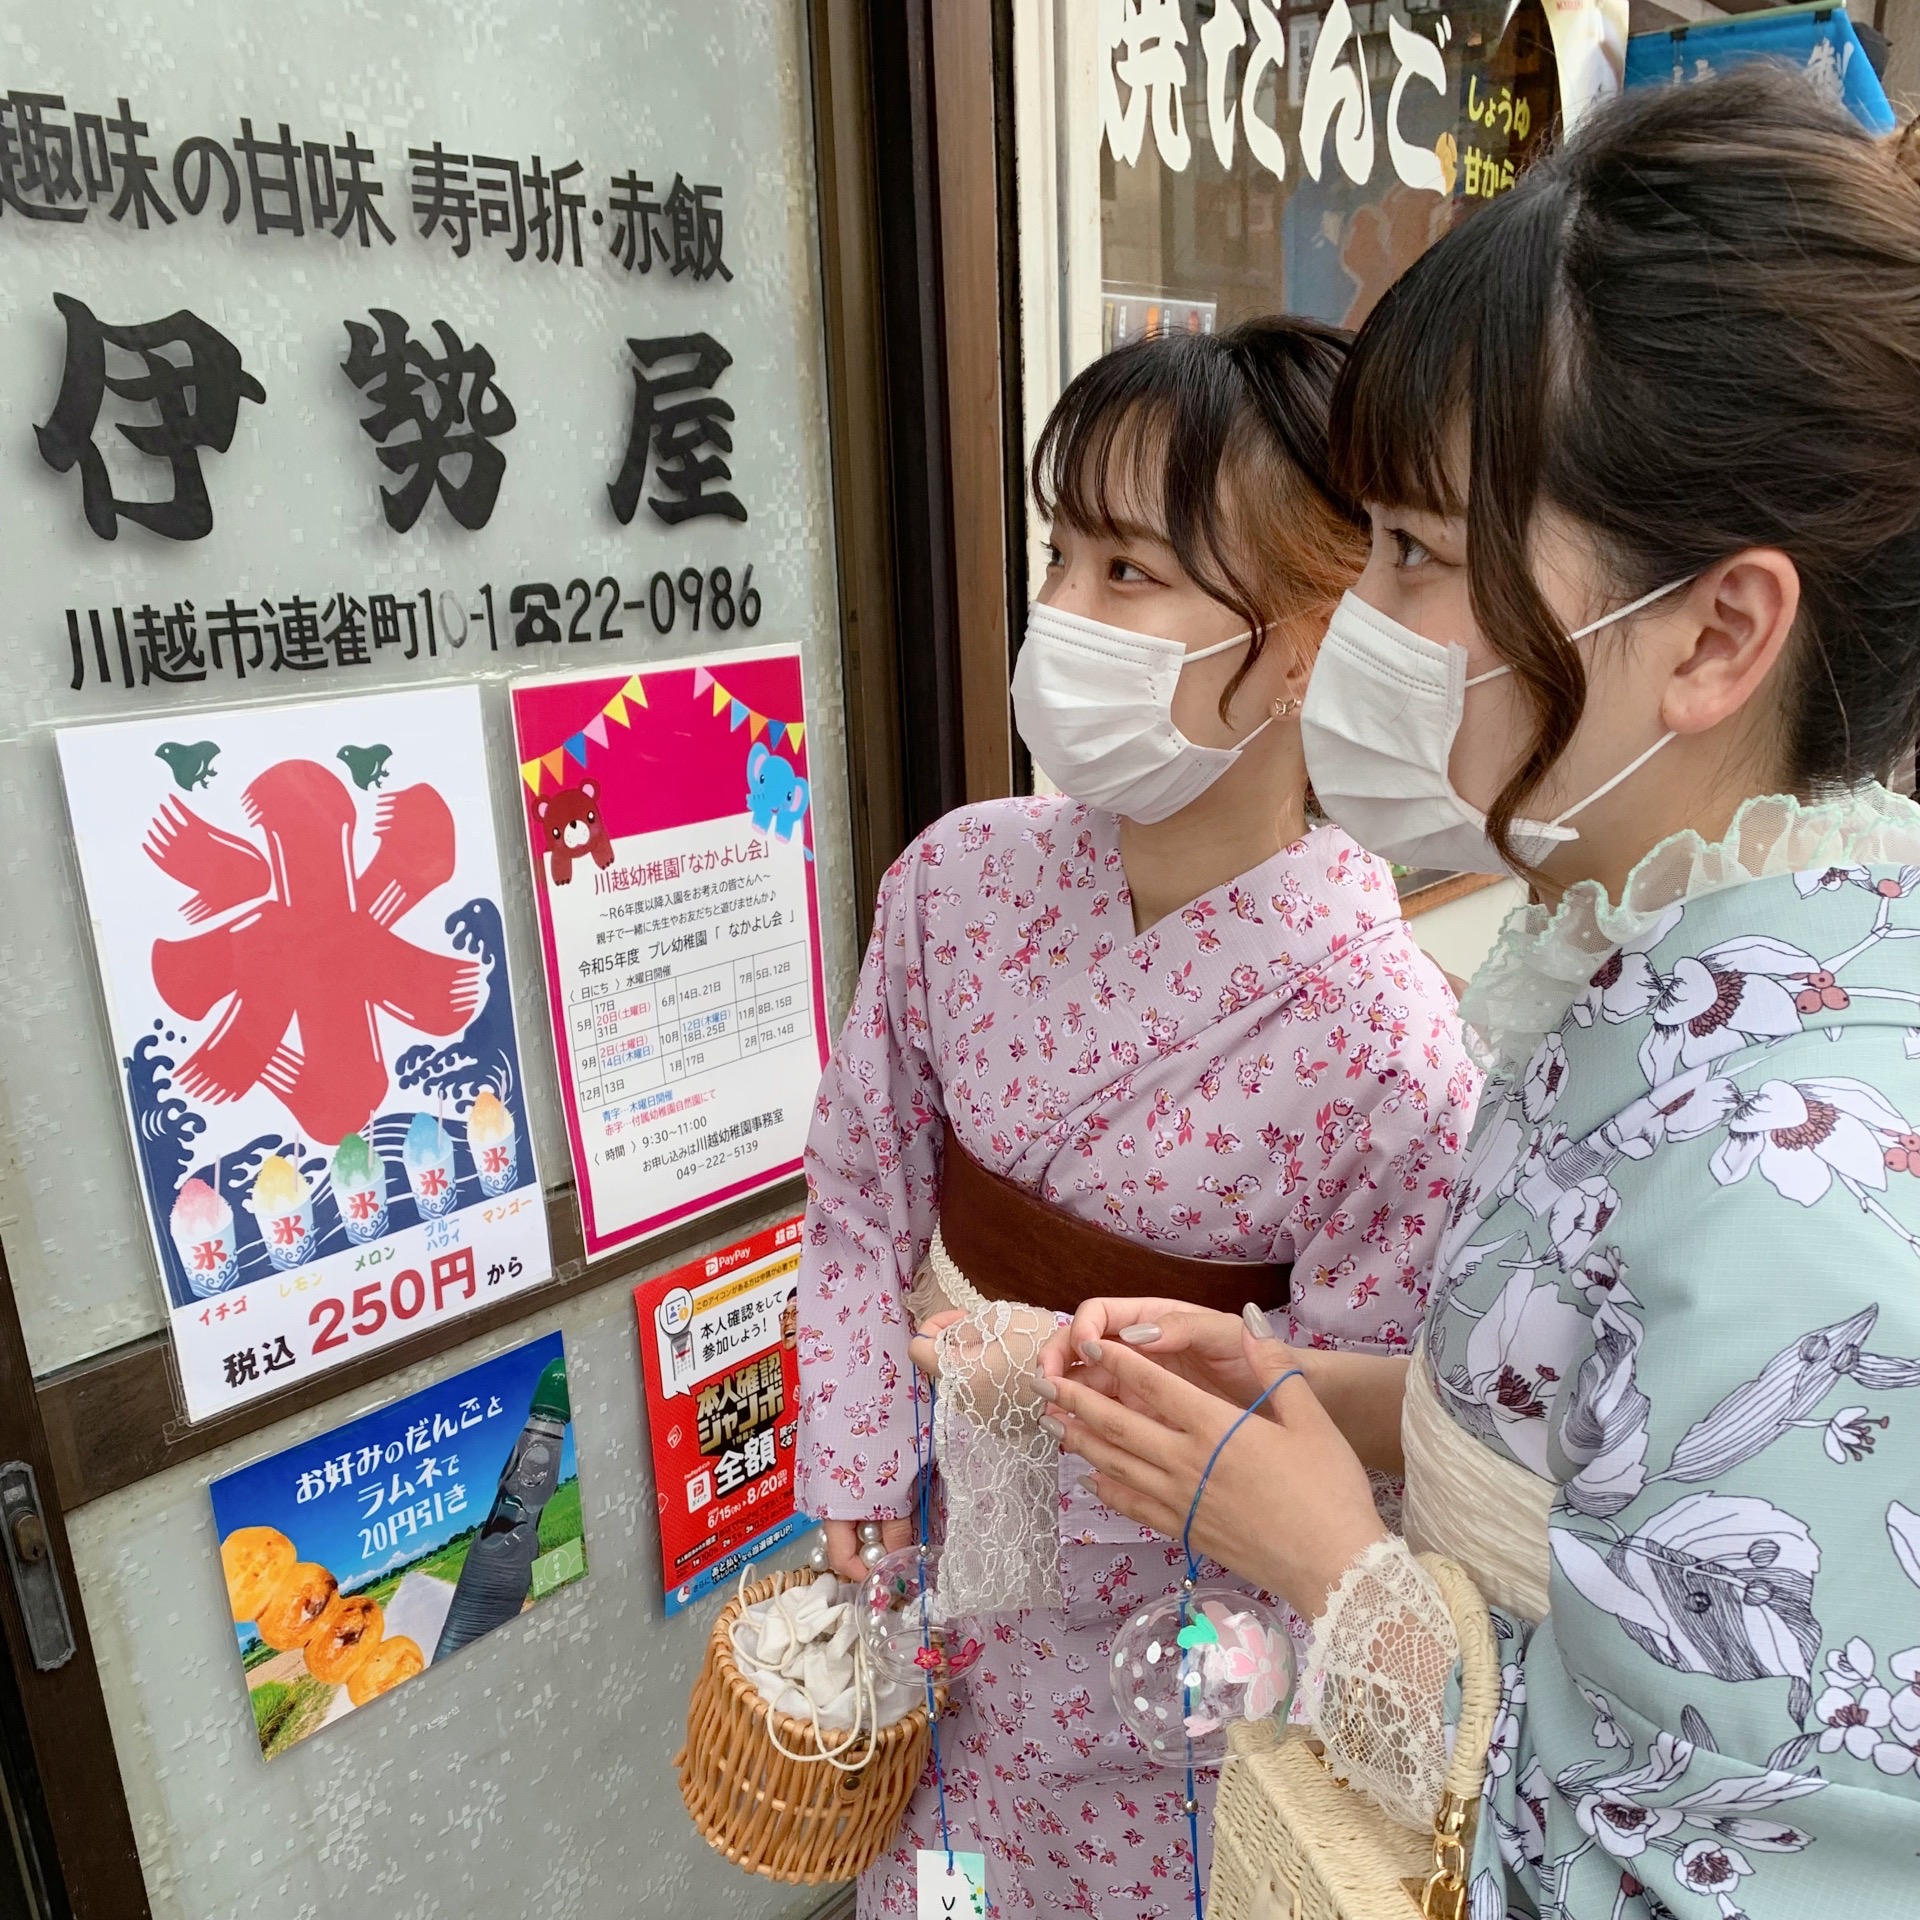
[936,1119,1290,1320]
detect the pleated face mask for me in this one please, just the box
[1011,601,1272,825]
[1299,579,1690,875]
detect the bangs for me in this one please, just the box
[1031,321,1359,625]
[1331,170,1570,520]
[1329,259,1471,517]
[1033,376,1181,548]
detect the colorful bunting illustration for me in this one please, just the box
[518,663,802,797]
[696,669,804,758]
[519,673,648,793]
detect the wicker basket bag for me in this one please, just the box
[675,1568,935,1885]
[1206,1556,1499,1920]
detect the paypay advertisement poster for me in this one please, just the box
[635,1217,807,1614]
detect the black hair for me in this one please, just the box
[1333,67,1920,861]
[1032,318,1367,715]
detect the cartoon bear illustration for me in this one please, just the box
[535,780,615,886]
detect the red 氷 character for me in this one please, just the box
[144,760,480,1144]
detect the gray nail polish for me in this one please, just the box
[1077,1339,1102,1363]
[1119,1324,1161,1346]
[1242,1302,1270,1340]
[1034,1376,1060,1403]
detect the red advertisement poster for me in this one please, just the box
[634,1216,808,1614]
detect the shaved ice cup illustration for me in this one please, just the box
[171,1177,239,1297]
[404,1113,458,1218]
[332,1132,389,1243]
[467,1089,518,1197]
[251,1155,316,1272]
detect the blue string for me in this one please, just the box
[1179,1366,1303,1580]
[911,1363,955,1874]
[1172,1363,1304,1920]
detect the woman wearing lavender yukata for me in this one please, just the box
[793,320,1480,1918]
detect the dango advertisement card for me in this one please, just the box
[56,685,552,1421]
[510,648,828,1257]
[210,1331,586,1759]
[634,1216,808,1614]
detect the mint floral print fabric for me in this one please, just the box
[1427,819,1920,1917]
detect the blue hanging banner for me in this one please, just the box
[1625,2,1895,133]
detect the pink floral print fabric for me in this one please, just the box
[794,796,1478,1916]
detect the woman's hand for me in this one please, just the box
[1040,1327,1386,1619]
[906,1309,965,1379]
[1044,1296,1275,1405]
[823,1516,914,1583]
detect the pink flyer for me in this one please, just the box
[510,649,828,1257]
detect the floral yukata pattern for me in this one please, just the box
[793,796,1478,1917]
[1428,849,1920,1918]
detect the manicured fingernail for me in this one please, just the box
[1243,1302,1269,1340]
[1119,1324,1161,1346]
[1077,1339,1102,1363]
[1042,1416,1067,1438]
[1034,1376,1059,1403]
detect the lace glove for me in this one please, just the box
[932,1301,1064,1616]
[1298,1536,1459,1830]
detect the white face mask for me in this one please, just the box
[1300,579,1689,875]
[1012,601,1276,824]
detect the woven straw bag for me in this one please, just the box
[1207,1555,1499,1920]
[675,1568,935,1884]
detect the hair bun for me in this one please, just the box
[1890,115,1920,188]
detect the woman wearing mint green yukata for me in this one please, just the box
[1038,72,1920,1919]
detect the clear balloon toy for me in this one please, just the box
[1109,1579,1295,1766]
[857,1545,986,1690]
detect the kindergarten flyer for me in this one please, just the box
[56,686,552,1421]
[510,649,828,1257]
[634,1217,808,1614]
[210,1332,586,1759]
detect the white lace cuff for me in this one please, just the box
[1299,1536,1458,1831]
[932,1300,1063,1616]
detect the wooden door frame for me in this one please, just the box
[0,1238,147,1920]
[810,0,913,922]
[816,0,1026,888]
[929,0,1026,806]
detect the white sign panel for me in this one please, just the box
[57,686,551,1419]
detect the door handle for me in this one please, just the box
[0,1462,75,1671]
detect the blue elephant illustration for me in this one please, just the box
[746,742,810,841]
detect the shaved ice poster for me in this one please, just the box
[56,685,552,1421]
[211,1331,586,1759]
[510,648,829,1257]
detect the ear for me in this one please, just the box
[535,799,551,822]
[1660,550,1800,738]
[581,779,597,801]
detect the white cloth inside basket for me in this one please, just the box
[731,1573,920,1731]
